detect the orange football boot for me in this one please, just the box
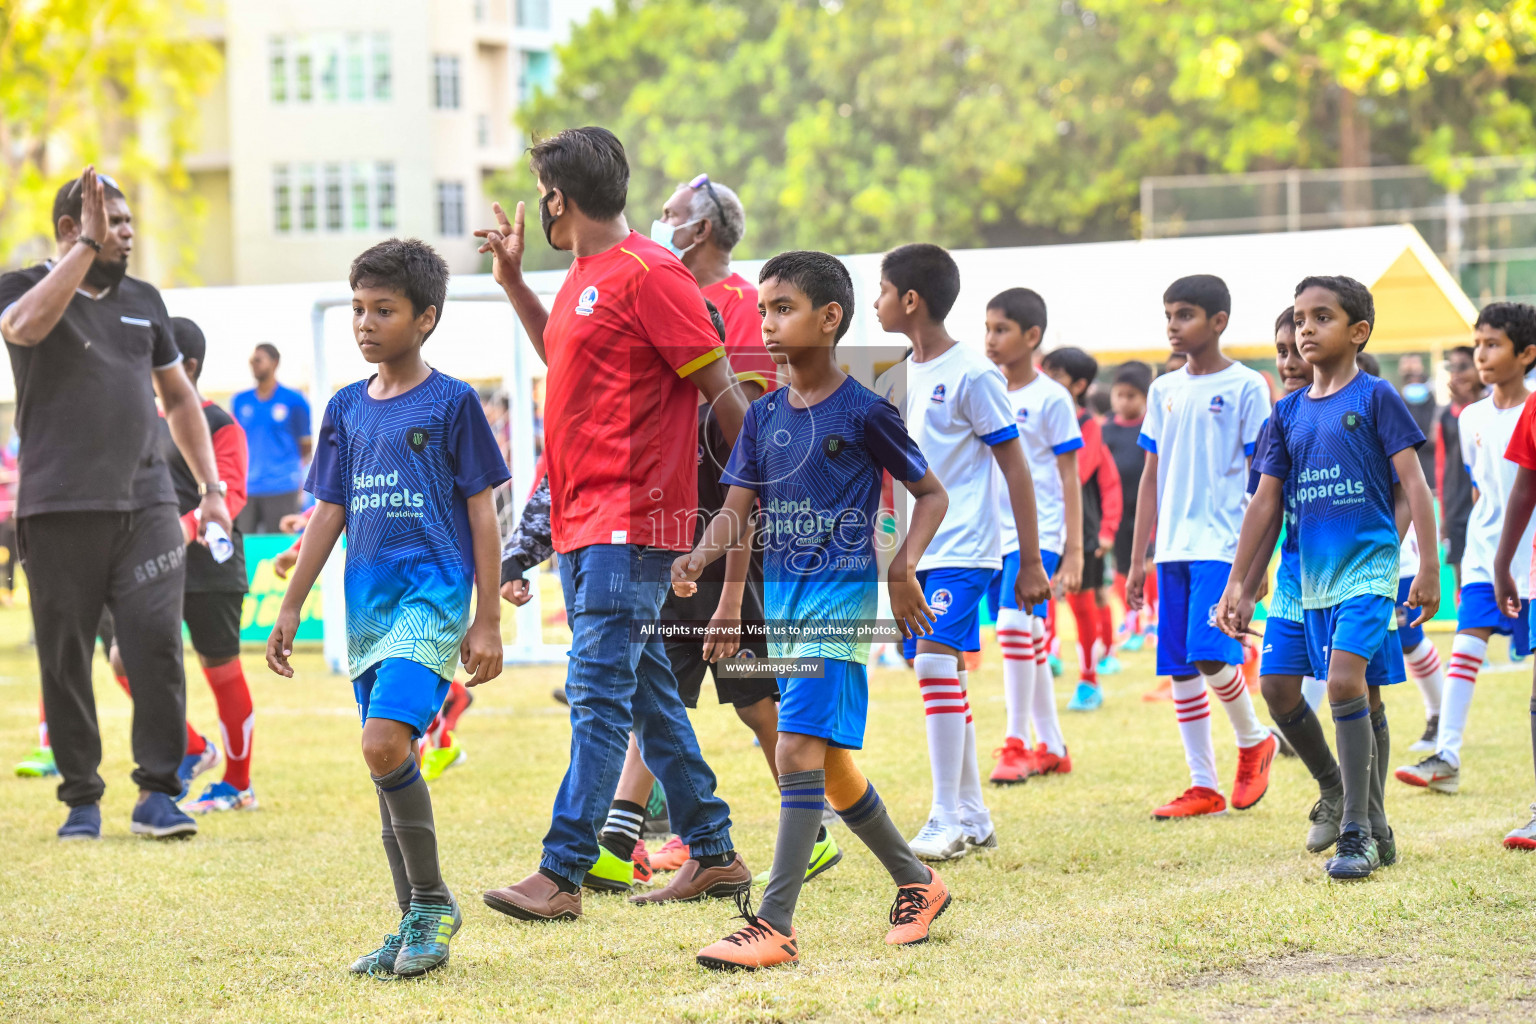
[696,891,799,971]
[1153,786,1228,820]
[989,736,1033,784]
[650,836,689,872]
[1231,732,1278,810]
[885,868,952,946]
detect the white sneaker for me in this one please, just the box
[1504,803,1536,850]
[908,819,969,862]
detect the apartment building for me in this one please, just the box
[135,0,604,287]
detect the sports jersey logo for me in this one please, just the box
[1209,395,1225,413]
[823,434,845,457]
[930,384,946,403]
[407,427,430,453]
[271,403,289,423]
[697,443,705,465]
[1016,408,1029,425]
[1342,411,1361,432]
[575,286,599,317]
[930,588,953,613]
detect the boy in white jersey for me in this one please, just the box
[873,244,1051,860]
[980,288,1084,783]
[1397,303,1536,794]
[1126,275,1279,820]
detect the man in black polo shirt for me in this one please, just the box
[0,167,233,841]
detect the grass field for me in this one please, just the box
[4,604,1536,1024]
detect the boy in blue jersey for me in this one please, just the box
[1225,275,1439,880]
[267,239,509,975]
[674,251,952,970]
[1226,308,1344,854]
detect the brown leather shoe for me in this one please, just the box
[483,872,582,922]
[629,853,750,905]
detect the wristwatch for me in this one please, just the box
[77,235,102,253]
[198,480,228,497]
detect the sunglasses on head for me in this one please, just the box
[688,173,728,226]
[67,173,122,198]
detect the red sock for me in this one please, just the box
[437,680,473,743]
[1097,600,1115,657]
[38,698,49,749]
[1045,598,1058,656]
[1066,590,1098,684]
[204,661,253,790]
[1143,569,1158,624]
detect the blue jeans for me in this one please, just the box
[541,544,733,885]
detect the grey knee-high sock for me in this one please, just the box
[756,770,826,936]
[1331,696,1374,830]
[838,781,930,887]
[373,757,451,906]
[1273,696,1341,795]
[378,791,412,913]
[1369,703,1391,840]
[1530,699,1536,789]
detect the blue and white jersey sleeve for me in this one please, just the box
[963,366,1019,447]
[1254,406,1292,482]
[720,401,762,489]
[1239,374,1270,457]
[1460,400,1479,488]
[306,397,347,505]
[1044,386,1084,455]
[1370,378,1427,459]
[1139,374,1166,454]
[864,399,929,482]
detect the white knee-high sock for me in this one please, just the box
[1437,633,1487,768]
[1404,639,1445,719]
[1301,675,1326,710]
[996,608,1035,741]
[956,669,991,836]
[1206,663,1269,748]
[916,652,966,827]
[1172,675,1219,791]
[1030,616,1065,755]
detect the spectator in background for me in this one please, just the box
[651,174,778,392]
[1439,345,1484,588]
[232,344,311,534]
[1398,353,1438,490]
[1103,362,1155,652]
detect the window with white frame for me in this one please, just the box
[269,38,287,103]
[272,163,396,235]
[436,181,466,236]
[432,55,461,110]
[269,33,391,104]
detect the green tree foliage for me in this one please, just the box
[0,0,221,276]
[512,0,1536,258]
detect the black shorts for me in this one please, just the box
[182,591,243,660]
[1083,548,1108,591]
[665,635,778,709]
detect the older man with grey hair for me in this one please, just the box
[650,174,777,388]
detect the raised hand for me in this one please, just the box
[475,201,526,291]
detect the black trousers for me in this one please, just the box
[235,490,299,535]
[19,507,188,806]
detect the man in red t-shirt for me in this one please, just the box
[475,127,754,922]
[651,174,778,393]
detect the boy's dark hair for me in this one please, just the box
[52,174,127,240]
[987,287,1048,340]
[1449,344,1475,362]
[1112,360,1152,396]
[1088,386,1112,416]
[702,298,727,345]
[1275,306,1297,335]
[1356,351,1381,376]
[528,126,629,221]
[171,317,206,378]
[759,250,855,342]
[882,243,961,322]
[255,342,281,362]
[1295,275,1375,328]
[1041,346,1099,407]
[1163,274,1231,318]
[1475,301,1536,353]
[350,238,449,340]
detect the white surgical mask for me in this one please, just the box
[1403,382,1431,404]
[650,218,700,258]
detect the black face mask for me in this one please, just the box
[83,254,128,291]
[538,190,560,249]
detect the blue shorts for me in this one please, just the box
[1302,595,1406,687]
[1394,577,1425,651]
[1457,582,1532,657]
[777,659,868,750]
[1260,616,1313,677]
[353,658,453,739]
[987,549,1062,618]
[904,567,995,659]
[1156,561,1244,677]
